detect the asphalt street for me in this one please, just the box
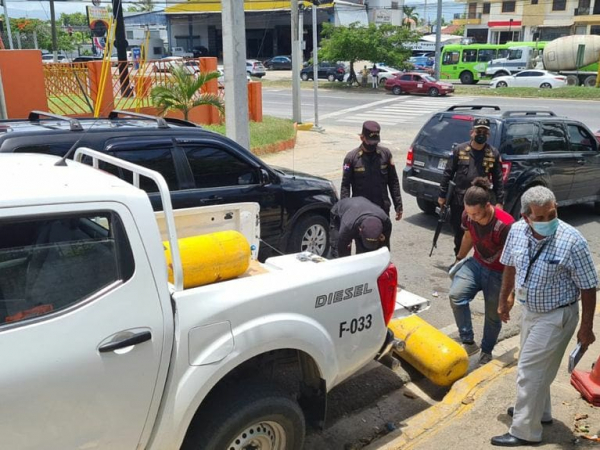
[259,88,600,449]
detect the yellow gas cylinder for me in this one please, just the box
[389,315,469,386]
[163,230,251,288]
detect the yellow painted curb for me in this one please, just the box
[367,349,518,450]
[296,122,314,131]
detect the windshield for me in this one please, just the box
[508,49,523,60]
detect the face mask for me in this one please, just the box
[530,218,559,237]
[474,134,488,145]
[363,143,378,152]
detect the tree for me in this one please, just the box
[402,6,419,29]
[319,22,419,84]
[451,25,465,36]
[127,0,155,13]
[151,66,224,121]
[60,13,88,27]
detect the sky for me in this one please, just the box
[5,0,465,23]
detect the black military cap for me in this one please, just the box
[361,121,381,143]
[360,216,384,250]
[473,118,491,130]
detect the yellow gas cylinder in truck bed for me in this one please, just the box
[163,230,251,288]
[389,315,469,386]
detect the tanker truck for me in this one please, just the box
[543,34,600,87]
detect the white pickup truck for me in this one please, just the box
[0,149,429,449]
[172,46,194,58]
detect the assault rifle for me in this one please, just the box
[429,180,455,257]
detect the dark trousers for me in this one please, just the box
[450,203,465,256]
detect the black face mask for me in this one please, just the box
[474,134,488,145]
[363,143,378,152]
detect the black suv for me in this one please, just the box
[0,111,337,258]
[403,105,600,217]
[300,62,346,82]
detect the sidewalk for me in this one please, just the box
[366,303,600,450]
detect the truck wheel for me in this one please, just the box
[183,383,305,450]
[301,73,309,81]
[417,198,437,215]
[584,76,597,87]
[566,75,579,86]
[459,71,474,85]
[288,215,329,256]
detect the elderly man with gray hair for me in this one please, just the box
[491,186,598,447]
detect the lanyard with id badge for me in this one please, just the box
[515,241,549,303]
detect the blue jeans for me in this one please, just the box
[449,258,502,354]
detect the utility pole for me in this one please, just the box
[1,0,14,49]
[434,0,442,80]
[222,0,250,150]
[291,0,302,123]
[50,0,58,61]
[112,0,132,96]
[311,1,321,130]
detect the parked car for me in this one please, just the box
[246,59,266,78]
[300,62,346,82]
[402,105,600,216]
[71,56,103,63]
[42,54,67,63]
[0,110,338,258]
[191,45,209,57]
[489,69,568,89]
[385,72,454,96]
[264,55,292,70]
[595,129,600,143]
[217,65,251,86]
[347,66,403,85]
[171,46,193,58]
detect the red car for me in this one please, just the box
[385,72,455,97]
[595,129,600,143]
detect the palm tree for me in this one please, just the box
[127,0,155,12]
[402,6,419,29]
[151,66,224,121]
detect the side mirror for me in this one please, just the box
[260,168,271,185]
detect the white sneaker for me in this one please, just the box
[478,352,493,365]
[462,342,480,356]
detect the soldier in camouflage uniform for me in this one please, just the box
[438,118,505,257]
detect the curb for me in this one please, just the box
[250,128,297,156]
[364,340,519,450]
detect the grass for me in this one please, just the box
[453,85,600,100]
[203,115,296,151]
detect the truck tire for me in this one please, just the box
[566,75,579,86]
[417,198,437,215]
[584,76,597,87]
[183,383,305,450]
[288,215,329,256]
[492,71,509,78]
[459,71,474,85]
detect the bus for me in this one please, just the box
[440,42,546,84]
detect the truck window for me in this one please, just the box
[0,212,134,326]
[477,49,495,62]
[567,124,596,153]
[500,123,537,155]
[182,146,259,188]
[540,123,569,153]
[108,146,179,193]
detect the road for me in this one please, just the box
[260,88,600,449]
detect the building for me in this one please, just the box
[159,0,405,60]
[453,0,600,43]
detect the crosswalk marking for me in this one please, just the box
[332,96,474,126]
